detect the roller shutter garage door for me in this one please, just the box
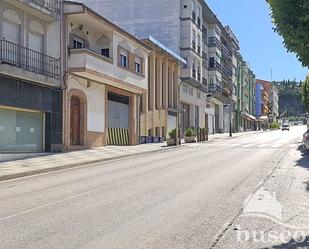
[107,93,130,146]
[0,108,43,152]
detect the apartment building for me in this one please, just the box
[63,2,149,149]
[0,0,63,153]
[140,37,185,143]
[235,54,256,132]
[256,79,279,123]
[78,0,210,134]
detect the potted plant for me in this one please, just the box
[166,128,177,146]
[184,128,196,143]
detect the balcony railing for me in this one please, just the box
[222,65,233,78]
[28,0,61,14]
[0,40,60,79]
[208,83,222,94]
[209,37,232,57]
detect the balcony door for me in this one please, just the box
[2,21,20,65]
[28,32,43,73]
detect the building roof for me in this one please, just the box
[142,36,186,64]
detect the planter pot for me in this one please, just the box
[184,136,196,143]
[166,138,177,146]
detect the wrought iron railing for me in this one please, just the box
[0,40,60,79]
[30,0,61,14]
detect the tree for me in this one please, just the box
[267,0,309,67]
[302,75,309,112]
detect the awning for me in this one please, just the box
[242,113,256,121]
[258,116,269,121]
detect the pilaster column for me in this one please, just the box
[163,58,169,109]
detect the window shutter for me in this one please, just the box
[129,52,135,71]
[117,46,121,66]
[69,33,74,49]
[141,58,145,76]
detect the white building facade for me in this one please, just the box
[63,2,149,149]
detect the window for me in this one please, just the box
[197,34,201,54]
[192,29,196,50]
[197,7,201,26]
[101,48,109,58]
[73,36,84,49]
[183,85,188,94]
[197,91,201,99]
[120,49,129,68]
[209,77,214,85]
[192,0,196,20]
[189,87,193,96]
[209,57,215,68]
[135,56,142,74]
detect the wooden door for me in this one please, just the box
[70,96,81,145]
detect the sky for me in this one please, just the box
[206,0,308,82]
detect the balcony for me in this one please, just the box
[0,39,60,79]
[208,83,234,104]
[221,44,232,58]
[222,65,233,78]
[208,37,221,49]
[209,61,222,72]
[5,0,61,20]
[29,0,60,13]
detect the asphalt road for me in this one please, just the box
[0,126,306,249]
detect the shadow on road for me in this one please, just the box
[264,236,309,248]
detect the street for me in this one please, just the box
[0,126,307,249]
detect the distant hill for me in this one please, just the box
[273,80,305,117]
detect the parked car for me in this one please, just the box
[302,130,309,151]
[282,124,290,131]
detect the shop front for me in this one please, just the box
[0,75,63,153]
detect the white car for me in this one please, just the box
[303,130,309,151]
[282,124,290,131]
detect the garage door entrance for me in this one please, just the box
[0,107,44,152]
[107,92,130,146]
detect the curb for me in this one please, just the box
[0,145,182,182]
[0,130,267,182]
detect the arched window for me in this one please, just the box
[2,9,21,44]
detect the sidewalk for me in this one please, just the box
[214,145,309,248]
[0,130,264,181]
